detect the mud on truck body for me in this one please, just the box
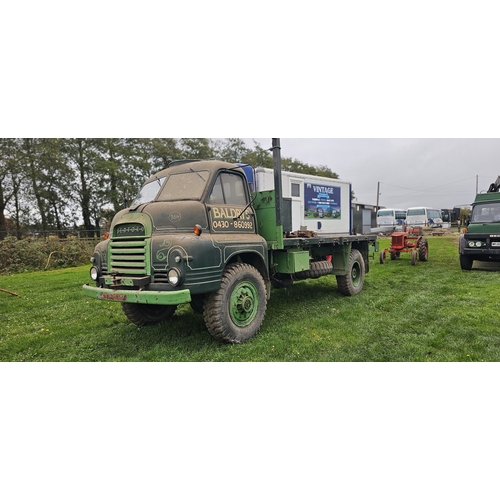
[83,139,378,343]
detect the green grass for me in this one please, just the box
[2,234,500,361]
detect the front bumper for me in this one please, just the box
[82,284,192,305]
[462,248,500,259]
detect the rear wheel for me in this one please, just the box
[121,303,177,326]
[337,249,365,296]
[204,263,267,343]
[459,254,473,270]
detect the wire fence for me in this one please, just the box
[0,229,106,241]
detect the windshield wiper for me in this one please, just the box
[190,167,206,182]
[233,194,257,220]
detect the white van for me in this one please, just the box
[406,207,443,228]
[376,208,406,227]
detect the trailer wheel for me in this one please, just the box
[337,249,365,296]
[459,254,473,270]
[379,251,386,264]
[204,263,267,343]
[121,303,177,326]
[418,238,429,261]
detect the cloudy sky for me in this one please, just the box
[243,138,500,210]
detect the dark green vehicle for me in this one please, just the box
[459,176,500,270]
[83,139,377,343]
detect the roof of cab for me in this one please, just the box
[144,160,240,185]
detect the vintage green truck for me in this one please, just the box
[83,139,378,343]
[459,176,500,270]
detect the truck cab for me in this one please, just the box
[84,160,270,341]
[459,177,500,270]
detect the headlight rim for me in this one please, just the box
[90,266,99,281]
[168,267,183,286]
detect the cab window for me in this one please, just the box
[209,172,248,206]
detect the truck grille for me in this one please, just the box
[109,238,149,275]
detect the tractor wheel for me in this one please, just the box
[203,263,267,344]
[379,250,386,264]
[459,254,473,270]
[418,238,429,261]
[121,303,177,326]
[411,250,418,266]
[337,249,365,296]
[390,251,400,260]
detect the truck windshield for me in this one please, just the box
[157,170,210,201]
[471,203,500,223]
[133,176,166,205]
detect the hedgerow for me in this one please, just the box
[0,237,96,274]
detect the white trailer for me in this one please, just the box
[254,167,352,234]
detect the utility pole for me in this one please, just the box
[375,181,380,213]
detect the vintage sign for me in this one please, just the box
[304,183,341,220]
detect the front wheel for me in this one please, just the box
[121,302,177,326]
[411,250,418,266]
[337,249,366,296]
[390,251,400,260]
[459,254,473,270]
[204,263,267,343]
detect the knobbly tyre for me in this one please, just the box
[459,175,500,270]
[83,139,378,343]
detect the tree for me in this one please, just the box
[0,139,20,239]
[38,138,74,233]
[61,139,101,236]
[241,140,274,169]
[95,138,156,214]
[214,138,251,163]
[178,138,216,159]
[282,157,339,179]
[139,138,181,174]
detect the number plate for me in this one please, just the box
[100,292,127,301]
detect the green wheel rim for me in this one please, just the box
[229,281,259,327]
[351,261,361,287]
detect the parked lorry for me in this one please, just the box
[459,176,500,270]
[83,139,378,343]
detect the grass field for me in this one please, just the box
[2,234,500,361]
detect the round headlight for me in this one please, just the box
[476,241,482,247]
[468,241,476,247]
[168,268,181,286]
[90,266,99,281]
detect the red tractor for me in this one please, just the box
[379,227,429,265]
